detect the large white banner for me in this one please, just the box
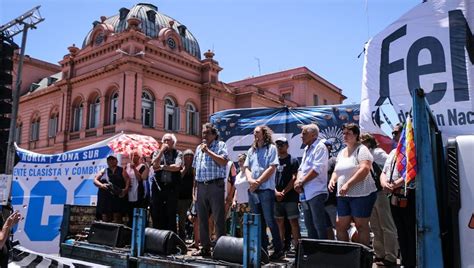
[360,0,474,137]
[11,135,119,253]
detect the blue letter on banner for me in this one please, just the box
[74,179,97,205]
[24,181,67,241]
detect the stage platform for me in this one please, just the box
[59,240,295,267]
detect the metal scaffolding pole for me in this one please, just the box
[5,26,28,176]
[0,6,44,202]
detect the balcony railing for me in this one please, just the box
[103,125,116,135]
[85,129,97,138]
[69,132,80,140]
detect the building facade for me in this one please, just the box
[14,3,345,154]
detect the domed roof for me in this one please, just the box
[82,3,201,59]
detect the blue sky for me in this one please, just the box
[1,0,419,106]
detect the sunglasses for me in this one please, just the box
[392,131,400,136]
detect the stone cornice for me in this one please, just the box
[68,60,123,87]
[49,57,204,93]
[291,68,345,97]
[61,31,148,67]
[60,42,122,67]
[201,61,223,73]
[19,85,62,103]
[144,45,202,72]
[144,67,202,90]
[16,54,61,72]
[229,66,345,98]
[236,91,291,106]
[235,86,298,107]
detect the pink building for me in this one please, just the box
[14,3,345,154]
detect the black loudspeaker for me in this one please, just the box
[212,236,269,264]
[87,221,132,247]
[144,228,187,255]
[296,239,373,268]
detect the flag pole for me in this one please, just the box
[412,88,443,268]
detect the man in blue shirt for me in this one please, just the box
[192,123,228,257]
[244,126,284,261]
[294,123,329,239]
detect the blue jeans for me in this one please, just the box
[302,193,328,239]
[248,189,283,253]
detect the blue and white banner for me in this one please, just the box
[210,104,361,160]
[360,0,474,137]
[11,135,119,253]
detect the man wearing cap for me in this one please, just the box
[192,123,229,257]
[178,149,195,241]
[274,137,301,251]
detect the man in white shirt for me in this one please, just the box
[294,124,329,239]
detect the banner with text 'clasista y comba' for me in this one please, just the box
[11,135,119,253]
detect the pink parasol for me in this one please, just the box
[108,134,160,157]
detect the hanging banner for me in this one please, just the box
[360,0,474,137]
[11,135,119,254]
[210,104,391,160]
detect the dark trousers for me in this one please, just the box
[196,179,225,249]
[303,193,328,239]
[151,184,178,233]
[390,190,416,267]
[177,199,192,240]
[248,189,283,253]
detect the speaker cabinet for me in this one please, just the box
[144,228,187,255]
[87,221,132,248]
[212,236,269,264]
[213,236,243,264]
[296,239,373,268]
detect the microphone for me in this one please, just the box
[201,139,207,152]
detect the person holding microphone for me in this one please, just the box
[149,133,183,232]
[192,123,228,257]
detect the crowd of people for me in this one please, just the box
[93,122,416,267]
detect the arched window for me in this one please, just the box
[72,102,83,132]
[15,122,22,144]
[88,96,100,129]
[186,103,199,135]
[141,91,154,127]
[164,97,179,131]
[109,92,118,125]
[48,112,59,138]
[30,116,40,141]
